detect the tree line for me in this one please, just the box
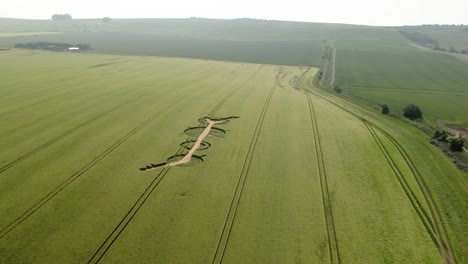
[15,42,91,51]
[51,14,72,20]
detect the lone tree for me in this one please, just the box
[51,14,72,20]
[403,104,422,120]
[102,17,111,22]
[334,86,342,93]
[381,104,389,115]
[450,136,465,151]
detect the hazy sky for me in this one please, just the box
[1,0,467,26]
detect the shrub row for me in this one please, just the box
[15,42,91,51]
[430,138,468,172]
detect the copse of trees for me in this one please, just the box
[431,130,467,171]
[102,17,111,22]
[15,42,91,51]
[450,136,465,152]
[433,44,447,52]
[381,104,389,115]
[51,14,72,20]
[433,130,448,142]
[403,104,422,120]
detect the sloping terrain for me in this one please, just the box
[334,40,468,127]
[0,50,466,263]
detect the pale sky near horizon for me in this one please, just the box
[1,0,467,26]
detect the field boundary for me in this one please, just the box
[306,92,341,264]
[345,86,468,95]
[304,87,456,264]
[318,43,335,88]
[329,42,336,86]
[363,122,440,248]
[211,72,279,264]
[292,68,456,263]
[370,123,455,264]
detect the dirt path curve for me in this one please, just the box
[437,120,468,138]
[165,118,223,167]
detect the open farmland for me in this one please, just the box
[334,40,468,127]
[0,49,466,263]
[0,31,322,66]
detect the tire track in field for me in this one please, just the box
[370,124,455,264]
[174,65,262,157]
[0,74,190,137]
[0,112,57,138]
[303,88,455,264]
[87,65,262,263]
[0,63,234,238]
[0,63,218,174]
[295,66,455,263]
[306,92,341,264]
[0,63,243,240]
[0,60,208,119]
[0,99,132,175]
[211,72,278,264]
[0,95,187,240]
[0,95,62,118]
[0,77,105,118]
[87,167,172,264]
[206,65,263,118]
[363,122,440,249]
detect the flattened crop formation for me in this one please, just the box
[87,65,264,264]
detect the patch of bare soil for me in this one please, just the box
[165,119,223,167]
[438,120,468,141]
[438,120,468,153]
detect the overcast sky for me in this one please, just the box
[1,0,467,26]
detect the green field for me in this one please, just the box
[334,40,468,126]
[0,49,466,263]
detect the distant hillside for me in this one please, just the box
[0,18,407,66]
[1,17,467,126]
[0,17,405,41]
[399,25,468,53]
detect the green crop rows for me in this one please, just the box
[335,40,468,127]
[0,49,466,263]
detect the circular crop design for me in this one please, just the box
[166,154,204,167]
[184,127,226,138]
[180,140,211,150]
